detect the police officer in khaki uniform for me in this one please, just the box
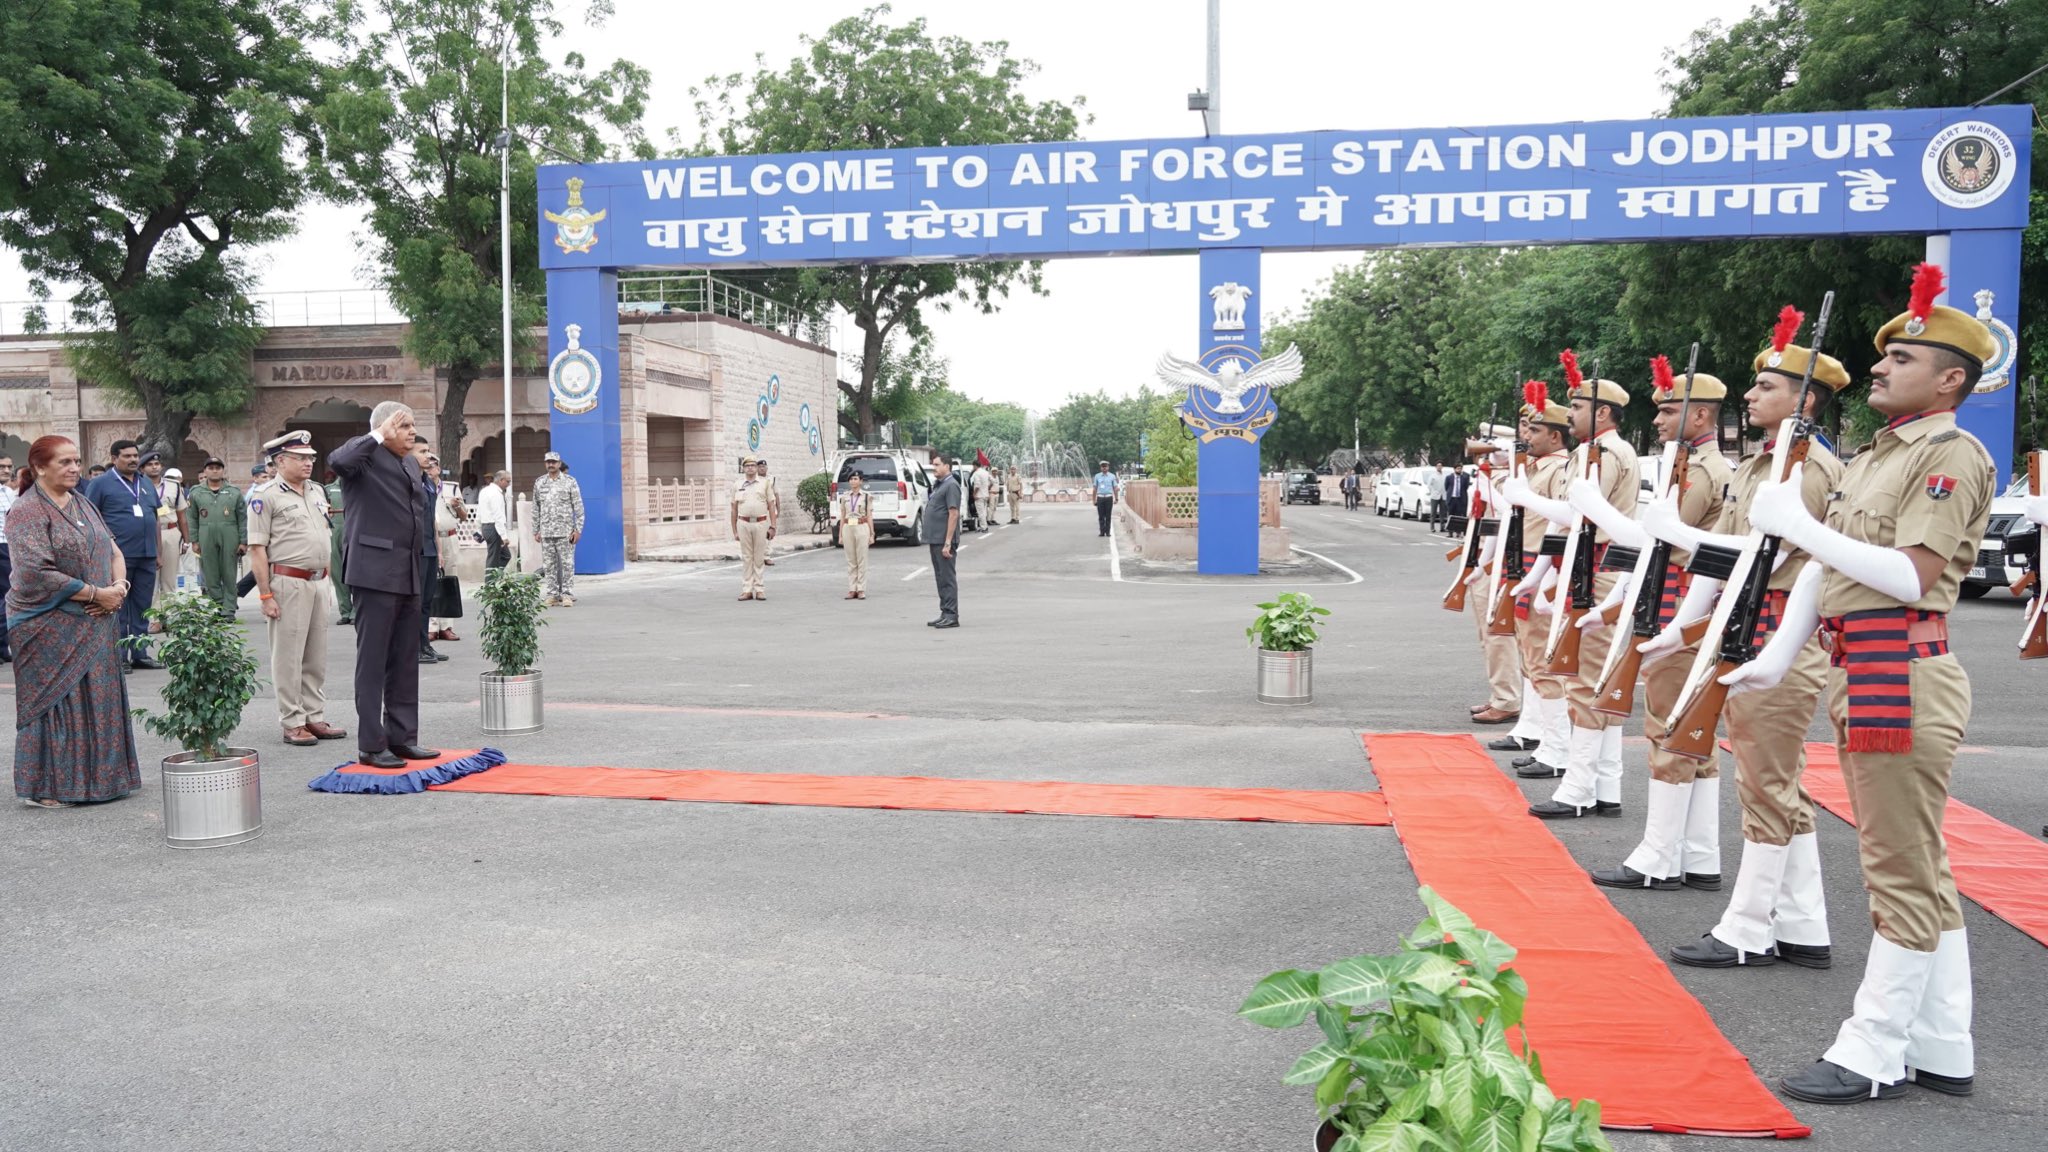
[1464,436,1522,725]
[1631,323,1848,970]
[1511,372,1641,818]
[1502,395,1576,781]
[1736,264,1994,1104]
[838,470,874,599]
[1584,364,1735,888]
[248,431,348,747]
[1005,466,1023,523]
[731,455,777,601]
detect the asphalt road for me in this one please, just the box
[2,501,2041,1151]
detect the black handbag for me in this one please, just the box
[432,573,464,619]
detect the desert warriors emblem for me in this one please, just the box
[1155,345,1305,415]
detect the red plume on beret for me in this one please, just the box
[1523,380,1548,411]
[1650,354,1674,395]
[1558,348,1583,392]
[1771,305,1803,353]
[1908,262,1946,322]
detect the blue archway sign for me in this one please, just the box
[540,106,2030,575]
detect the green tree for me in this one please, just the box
[1042,389,1152,470]
[1141,395,1199,486]
[909,386,1028,463]
[320,0,651,468]
[0,0,324,455]
[694,4,1087,443]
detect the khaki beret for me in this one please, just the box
[1653,372,1727,404]
[1568,378,1630,407]
[1752,344,1851,392]
[1874,304,1997,367]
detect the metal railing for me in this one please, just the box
[617,272,831,343]
[1,289,401,335]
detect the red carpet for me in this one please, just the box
[318,751,1392,825]
[1364,732,1810,1139]
[1776,740,2048,948]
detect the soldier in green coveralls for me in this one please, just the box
[324,470,352,624]
[183,455,246,617]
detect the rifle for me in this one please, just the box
[1594,344,1700,717]
[1542,354,1602,674]
[1660,292,1834,761]
[1486,381,1533,635]
[2014,376,2045,657]
[1442,410,1500,612]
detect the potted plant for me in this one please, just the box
[137,593,265,849]
[1240,887,1613,1152]
[1247,591,1329,705]
[477,568,547,735]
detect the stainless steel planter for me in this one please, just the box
[161,748,262,849]
[481,671,544,735]
[1256,647,1314,705]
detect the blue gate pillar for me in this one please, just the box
[543,267,626,574]
[1936,230,2023,483]
[1191,248,1266,575]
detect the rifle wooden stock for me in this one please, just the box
[1657,662,1735,762]
[1543,606,1588,675]
[2020,602,2048,660]
[1592,640,1644,718]
[1487,581,1517,635]
[1445,545,1464,562]
[1443,574,1470,613]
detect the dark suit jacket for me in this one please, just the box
[1443,472,1470,509]
[330,432,428,595]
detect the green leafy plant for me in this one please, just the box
[797,471,832,532]
[1240,887,1612,1152]
[135,593,262,760]
[1246,591,1330,652]
[476,569,547,677]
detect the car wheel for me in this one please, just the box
[908,516,923,546]
[1958,583,1991,600]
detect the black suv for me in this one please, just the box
[1283,470,1321,505]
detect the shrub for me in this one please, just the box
[136,593,261,759]
[797,471,831,532]
[476,569,547,677]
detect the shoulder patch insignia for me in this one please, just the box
[248,498,265,515]
[1924,474,1957,501]
[1929,429,1961,444]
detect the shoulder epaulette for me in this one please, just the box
[1929,429,1961,444]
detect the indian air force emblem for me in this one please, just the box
[549,323,603,415]
[545,177,607,254]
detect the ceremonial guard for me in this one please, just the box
[1005,465,1023,523]
[1580,359,1734,888]
[1621,311,1847,968]
[325,471,352,625]
[1510,359,1639,818]
[531,450,584,607]
[731,455,776,602]
[839,470,873,599]
[1463,429,1521,725]
[1737,264,1992,1104]
[1500,388,1577,781]
[247,432,347,747]
[184,456,245,617]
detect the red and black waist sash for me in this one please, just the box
[1820,609,1950,754]
[1654,561,1690,631]
[1512,551,1538,621]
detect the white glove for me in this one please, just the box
[1721,564,1823,697]
[1508,477,1574,528]
[1532,568,1560,616]
[2026,493,2048,528]
[1567,479,1647,548]
[1502,476,1536,508]
[1638,492,1700,553]
[1577,573,1632,632]
[1510,554,1554,599]
[1751,464,1923,601]
[1464,567,1486,588]
[1635,575,1722,660]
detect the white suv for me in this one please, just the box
[829,450,933,546]
[1963,475,2031,598]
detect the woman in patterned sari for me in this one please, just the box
[7,436,140,808]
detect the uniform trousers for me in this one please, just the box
[1826,655,1969,952]
[1725,636,1827,845]
[157,528,182,599]
[1470,581,1520,712]
[0,542,10,657]
[541,536,576,599]
[1563,572,1622,729]
[268,572,331,729]
[349,586,421,754]
[1514,606,1566,703]
[929,543,958,619]
[118,556,156,660]
[1642,645,1719,784]
[737,521,769,596]
[1007,492,1020,522]
[1095,496,1114,536]
[198,533,239,615]
[329,519,352,619]
[844,525,870,593]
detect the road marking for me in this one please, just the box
[904,566,927,580]
[1108,523,1124,582]
[1289,545,1365,584]
[543,701,904,720]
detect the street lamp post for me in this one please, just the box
[498,28,515,500]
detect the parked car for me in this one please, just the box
[1373,471,1400,515]
[1283,469,1322,505]
[827,449,932,545]
[1396,468,1430,519]
[1964,475,2032,598]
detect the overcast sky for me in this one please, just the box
[1,0,1761,412]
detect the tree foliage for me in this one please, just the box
[320,0,651,468]
[909,386,1028,463]
[1142,395,1199,486]
[1042,389,1153,471]
[694,4,1087,443]
[0,0,324,455]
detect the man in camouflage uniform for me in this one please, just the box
[532,450,584,606]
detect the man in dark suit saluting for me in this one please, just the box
[331,402,439,768]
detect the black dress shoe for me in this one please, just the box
[1488,735,1538,752]
[1682,872,1723,891]
[1906,1068,1974,1096]
[338,615,353,626]
[129,655,164,670]
[1781,1060,1904,1104]
[1591,864,1682,891]
[933,617,959,629]
[418,650,438,664]
[390,744,441,760]
[1529,800,1596,819]
[358,750,406,769]
[1596,800,1623,817]
[1777,941,1833,969]
[1516,761,1565,779]
[1511,755,1536,768]
[1670,933,1777,968]
[927,618,943,627]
